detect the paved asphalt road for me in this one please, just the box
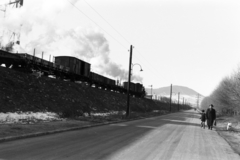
[0,110,239,160]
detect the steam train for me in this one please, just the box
[0,49,144,97]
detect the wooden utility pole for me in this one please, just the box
[169,84,172,112]
[33,48,36,62]
[126,45,133,117]
[149,85,153,99]
[178,92,180,111]
[197,93,200,108]
[151,85,152,99]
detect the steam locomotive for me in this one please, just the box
[0,49,144,97]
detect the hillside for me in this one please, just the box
[0,67,191,117]
[146,85,202,97]
[145,85,204,107]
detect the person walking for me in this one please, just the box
[200,110,206,129]
[206,104,216,130]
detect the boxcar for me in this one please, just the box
[90,72,103,83]
[135,83,143,92]
[55,56,91,77]
[107,78,116,86]
[90,72,116,86]
[123,82,136,92]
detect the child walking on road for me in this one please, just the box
[200,110,206,129]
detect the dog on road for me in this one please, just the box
[227,123,232,131]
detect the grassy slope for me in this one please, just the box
[0,67,187,117]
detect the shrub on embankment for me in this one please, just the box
[201,67,240,116]
[0,67,191,118]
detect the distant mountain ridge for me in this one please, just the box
[146,85,203,97]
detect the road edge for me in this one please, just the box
[0,112,176,143]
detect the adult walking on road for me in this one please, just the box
[206,104,216,130]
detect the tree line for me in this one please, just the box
[201,67,240,116]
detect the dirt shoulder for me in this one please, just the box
[0,119,95,140]
[0,112,168,142]
[216,116,240,155]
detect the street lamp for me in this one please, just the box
[126,63,143,117]
[132,63,143,73]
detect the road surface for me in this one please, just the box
[0,110,239,160]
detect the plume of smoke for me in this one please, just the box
[0,0,143,82]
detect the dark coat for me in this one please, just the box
[200,113,206,122]
[206,108,216,126]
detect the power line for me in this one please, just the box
[66,0,168,86]
[65,0,128,50]
[81,0,163,79]
[134,49,166,79]
[82,0,132,45]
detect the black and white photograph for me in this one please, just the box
[0,0,240,159]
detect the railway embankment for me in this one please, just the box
[0,66,190,141]
[0,66,190,117]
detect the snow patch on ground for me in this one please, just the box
[0,112,62,124]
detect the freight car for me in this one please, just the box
[90,72,116,88]
[135,83,143,92]
[0,49,144,97]
[123,82,143,94]
[55,56,90,77]
[123,82,135,92]
[0,49,25,68]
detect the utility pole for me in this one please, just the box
[169,84,172,112]
[149,85,153,99]
[178,92,180,111]
[41,51,44,64]
[33,48,36,62]
[197,93,200,108]
[126,45,133,117]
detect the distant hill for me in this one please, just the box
[145,85,204,107]
[145,85,202,97]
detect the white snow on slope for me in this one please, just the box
[0,112,62,124]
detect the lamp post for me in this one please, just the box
[132,63,143,72]
[126,45,143,118]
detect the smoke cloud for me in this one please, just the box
[0,0,143,82]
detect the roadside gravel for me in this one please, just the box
[215,116,240,155]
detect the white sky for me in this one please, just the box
[1,0,240,96]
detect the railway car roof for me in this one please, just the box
[55,56,90,64]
